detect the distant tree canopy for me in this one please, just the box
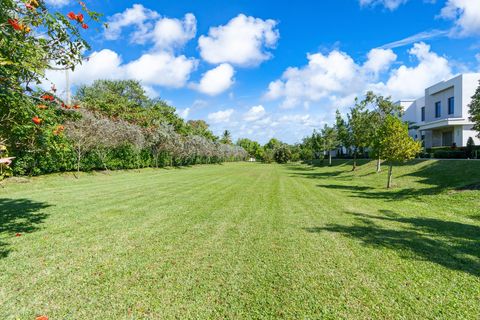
[264,138,283,151]
[237,138,263,159]
[187,119,218,141]
[76,80,189,133]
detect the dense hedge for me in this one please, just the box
[433,150,468,159]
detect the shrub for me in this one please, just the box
[274,146,292,164]
[466,137,475,158]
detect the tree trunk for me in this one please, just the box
[352,151,357,171]
[77,149,81,173]
[376,156,381,173]
[329,151,332,166]
[387,164,393,189]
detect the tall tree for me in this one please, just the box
[468,80,480,138]
[264,138,283,151]
[322,124,339,166]
[377,115,421,188]
[187,120,218,141]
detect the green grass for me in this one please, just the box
[1,160,480,319]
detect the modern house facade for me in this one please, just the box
[400,73,480,148]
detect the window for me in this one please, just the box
[448,97,454,115]
[435,101,441,118]
[421,107,425,121]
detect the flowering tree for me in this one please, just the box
[1,0,100,174]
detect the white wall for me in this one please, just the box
[462,125,480,146]
[462,73,480,118]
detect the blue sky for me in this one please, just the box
[44,0,480,144]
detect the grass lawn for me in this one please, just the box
[1,160,480,319]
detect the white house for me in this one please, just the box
[400,73,480,148]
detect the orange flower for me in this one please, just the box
[73,104,80,109]
[41,94,54,102]
[67,12,76,20]
[36,316,49,320]
[37,104,48,110]
[15,233,21,237]
[32,117,42,125]
[76,13,84,23]
[82,23,89,29]
[8,19,22,31]
[53,125,65,135]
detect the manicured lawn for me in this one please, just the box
[1,160,480,319]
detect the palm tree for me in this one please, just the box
[220,130,232,145]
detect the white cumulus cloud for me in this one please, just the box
[125,52,197,88]
[207,109,234,123]
[43,49,197,96]
[265,43,453,109]
[439,0,480,36]
[198,14,279,67]
[149,13,197,50]
[243,105,266,122]
[363,48,397,76]
[373,42,452,98]
[194,63,235,96]
[104,4,160,42]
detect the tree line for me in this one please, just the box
[1,79,248,176]
[237,92,422,188]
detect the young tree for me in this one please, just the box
[335,110,351,156]
[322,124,339,166]
[64,111,97,175]
[348,98,372,171]
[368,92,403,173]
[466,137,475,159]
[377,115,421,188]
[468,80,480,138]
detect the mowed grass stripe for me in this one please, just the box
[1,161,480,319]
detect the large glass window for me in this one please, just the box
[435,101,441,118]
[421,107,425,121]
[448,97,454,115]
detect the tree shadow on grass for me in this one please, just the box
[0,198,51,258]
[304,210,480,277]
[299,160,480,201]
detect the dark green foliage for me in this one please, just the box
[433,150,467,159]
[466,137,475,158]
[236,138,263,159]
[274,145,291,164]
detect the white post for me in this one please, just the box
[65,69,71,105]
